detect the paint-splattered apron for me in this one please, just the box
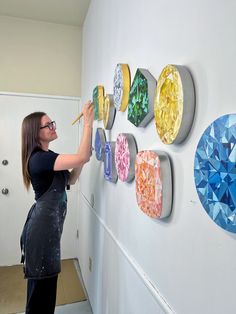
[20,170,69,279]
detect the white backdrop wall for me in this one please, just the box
[78,1,236,313]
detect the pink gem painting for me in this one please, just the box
[115,133,137,182]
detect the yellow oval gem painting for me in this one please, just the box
[154,64,195,144]
[103,94,116,130]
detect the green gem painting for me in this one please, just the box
[128,69,156,127]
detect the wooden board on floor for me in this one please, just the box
[0,259,86,314]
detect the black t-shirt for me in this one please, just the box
[28,149,59,200]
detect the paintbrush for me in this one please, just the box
[72,112,83,125]
[72,101,94,125]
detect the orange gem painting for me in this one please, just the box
[135,151,162,218]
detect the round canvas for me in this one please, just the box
[154,64,195,144]
[95,128,106,161]
[194,114,236,233]
[113,64,131,112]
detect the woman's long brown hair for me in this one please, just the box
[21,112,46,190]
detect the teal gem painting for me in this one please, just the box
[93,86,99,120]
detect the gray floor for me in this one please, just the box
[55,300,92,313]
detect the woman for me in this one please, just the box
[20,101,94,314]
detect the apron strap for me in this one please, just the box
[20,203,36,264]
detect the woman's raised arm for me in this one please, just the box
[54,101,94,178]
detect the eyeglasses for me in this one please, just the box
[40,121,56,130]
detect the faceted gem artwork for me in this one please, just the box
[154,64,195,144]
[128,68,156,127]
[113,64,131,112]
[194,114,236,233]
[135,151,172,218]
[95,128,106,161]
[93,86,104,120]
[103,94,116,130]
[104,142,118,183]
[115,133,137,182]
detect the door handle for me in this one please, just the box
[2,188,9,195]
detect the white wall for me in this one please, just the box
[0,16,82,96]
[78,0,236,313]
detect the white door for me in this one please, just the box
[0,93,80,266]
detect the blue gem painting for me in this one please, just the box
[104,142,117,183]
[95,128,106,161]
[194,114,236,233]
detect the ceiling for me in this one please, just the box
[0,0,91,26]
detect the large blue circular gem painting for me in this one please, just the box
[194,114,236,233]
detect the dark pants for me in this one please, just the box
[26,275,58,314]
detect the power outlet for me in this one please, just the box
[89,257,92,272]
